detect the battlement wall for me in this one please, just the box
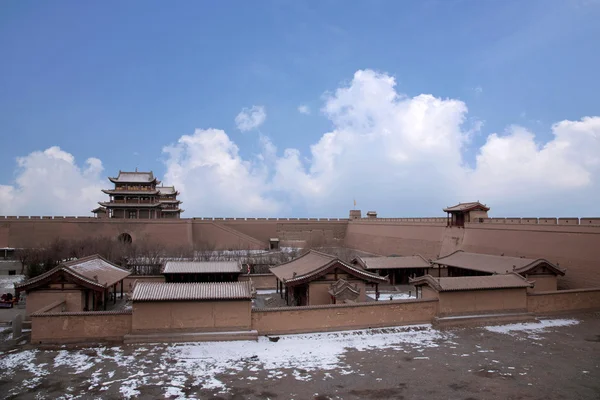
[479,217,600,225]
[0,216,348,221]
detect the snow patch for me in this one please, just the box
[484,319,579,339]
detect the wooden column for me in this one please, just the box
[120,280,124,299]
[113,284,117,304]
[103,290,107,310]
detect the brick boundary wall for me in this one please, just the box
[31,311,133,344]
[251,299,439,335]
[527,288,600,314]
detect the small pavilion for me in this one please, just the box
[15,254,131,315]
[162,261,242,283]
[443,201,490,227]
[270,250,388,306]
[430,250,566,291]
[352,255,431,285]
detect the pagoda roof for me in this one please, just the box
[443,201,490,213]
[160,208,183,212]
[157,186,178,195]
[91,207,106,213]
[109,171,160,184]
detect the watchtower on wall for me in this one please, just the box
[93,170,184,219]
[349,210,362,220]
[443,201,489,227]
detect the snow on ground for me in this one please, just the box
[0,275,25,293]
[367,292,414,300]
[163,325,450,393]
[484,319,580,339]
[0,325,452,399]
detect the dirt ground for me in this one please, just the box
[0,311,599,400]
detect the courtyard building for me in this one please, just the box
[352,255,431,285]
[410,273,533,316]
[429,250,566,292]
[129,281,255,336]
[14,254,131,315]
[270,250,388,306]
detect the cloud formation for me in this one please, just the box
[234,105,266,132]
[297,105,310,115]
[2,70,599,217]
[0,146,105,216]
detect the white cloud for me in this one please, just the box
[297,105,310,115]
[166,69,600,217]
[162,129,283,217]
[234,105,266,132]
[0,146,105,216]
[3,70,600,218]
[474,85,483,94]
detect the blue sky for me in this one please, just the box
[1,0,599,217]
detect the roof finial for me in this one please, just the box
[135,167,138,172]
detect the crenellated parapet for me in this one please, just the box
[478,217,600,226]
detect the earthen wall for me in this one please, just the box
[30,311,132,343]
[132,301,251,332]
[251,299,439,335]
[527,288,600,313]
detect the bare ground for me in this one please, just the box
[0,311,598,400]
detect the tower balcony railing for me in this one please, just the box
[112,199,158,204]
[114,186,156,191]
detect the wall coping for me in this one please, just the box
[527,287,600,296]
[252,298,438,313]
[126,275,164,279]
[31,310,133,317]
[240,273,275,277]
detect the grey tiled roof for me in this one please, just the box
[270,250,387,285]
[356,255,431,270]
[433,251,566,276]
[110,171,156,183]
[163,261,241,274]
[131,281,254,301]
[443,201,489,212]
[410,273,533,292]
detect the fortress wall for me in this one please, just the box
[345,219,600,289]
[0,218,193,248]
[344,221,447,259]
[0,217,347,251]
